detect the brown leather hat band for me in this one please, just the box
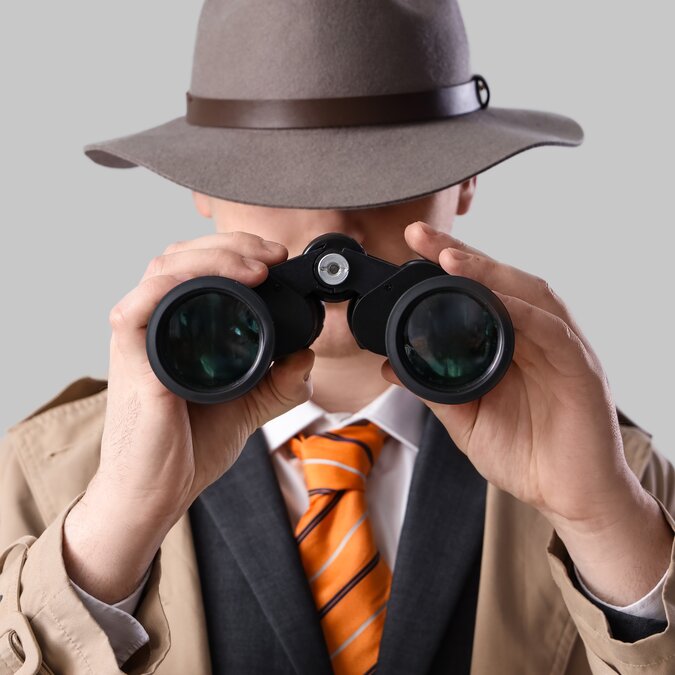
[186,75,490,129]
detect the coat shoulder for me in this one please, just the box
[1,376,109,525]
[8,376,109,431]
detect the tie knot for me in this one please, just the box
[289,421,388,492]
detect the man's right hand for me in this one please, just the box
[63,231,315,603]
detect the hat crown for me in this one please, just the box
[190,0,472,100]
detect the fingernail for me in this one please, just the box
[417,221,438,236]
[262,239,284,252]
[448,247,470,261]
[243,257,266,272]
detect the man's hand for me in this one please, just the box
[64,232,315,604]
[383,221,673,606]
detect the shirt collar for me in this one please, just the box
[260,383,428,454]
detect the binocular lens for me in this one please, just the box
[159,291,262,391]
[400,291,499,388]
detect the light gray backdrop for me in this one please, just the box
[1,2,673,462]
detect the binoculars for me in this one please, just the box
[146,233,514,405]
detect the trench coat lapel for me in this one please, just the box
[377,408,487,675]
[196,429,332,675]
[469,417,656,675]
[470,484,579,675]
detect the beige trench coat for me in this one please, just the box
[1,377,674,675]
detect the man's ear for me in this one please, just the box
[457,176,477,216]
[192,190,212,218]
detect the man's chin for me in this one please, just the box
[311,303,362,358]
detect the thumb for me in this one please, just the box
[249,348,315,426]
[381,359,403,387]
[381,358,476,451]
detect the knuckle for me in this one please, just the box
[556,317,571,339]
[142,273,172,296]
[145,255,165,277]
[212,247,241,269]
[163,240,185,255]
[553,315,577,345]
[535,275,556,299]
[482,257,496,275]
[234,230,265,251]
[108,304,126,330]
[521,301,535,319]
[564,323,576,343]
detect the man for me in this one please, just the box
[1,1,674,674]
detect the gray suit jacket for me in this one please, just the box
[189,406,486,674]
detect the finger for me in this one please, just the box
[406,220,593,355]
[440,248,596,350]
[141,246,281,284]
[404,220,495,263]
[162,231,287,259]
[248,349,316,426]
[381,359,403,387]
[407,220,559,314]
[381,358,478,450]
[109,274,195,381]
[494,291,596,377]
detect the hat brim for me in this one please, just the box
[83,107,583,210]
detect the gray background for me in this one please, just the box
[1,2,673,462]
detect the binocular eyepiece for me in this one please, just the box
[146,233,514,405]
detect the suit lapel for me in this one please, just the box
[377,408,487,675]
[196,429,332,675]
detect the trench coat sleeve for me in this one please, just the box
[546,433,675,675]
[0,431,171,675]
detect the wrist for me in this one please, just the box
[63,479,177,603]
[543,472,646,541]
[549,485,673,606]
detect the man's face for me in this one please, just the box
[192,180,476,359]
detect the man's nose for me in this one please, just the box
[300,210,366,246]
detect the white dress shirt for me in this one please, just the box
[69,384,667,666]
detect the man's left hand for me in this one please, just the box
[381,221,673,605]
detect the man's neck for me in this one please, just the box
[308,351,391,414]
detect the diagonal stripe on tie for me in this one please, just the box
[309,512,368,583]
[301,458,368,481]
[295,490,345,543]
[330,602,388,659]
[318,552,381,618]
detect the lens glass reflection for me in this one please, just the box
[160,291,261,390]
[400,291,499,389]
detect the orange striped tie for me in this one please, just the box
[289,421,392,675]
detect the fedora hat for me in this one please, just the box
[83,0,583,210]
